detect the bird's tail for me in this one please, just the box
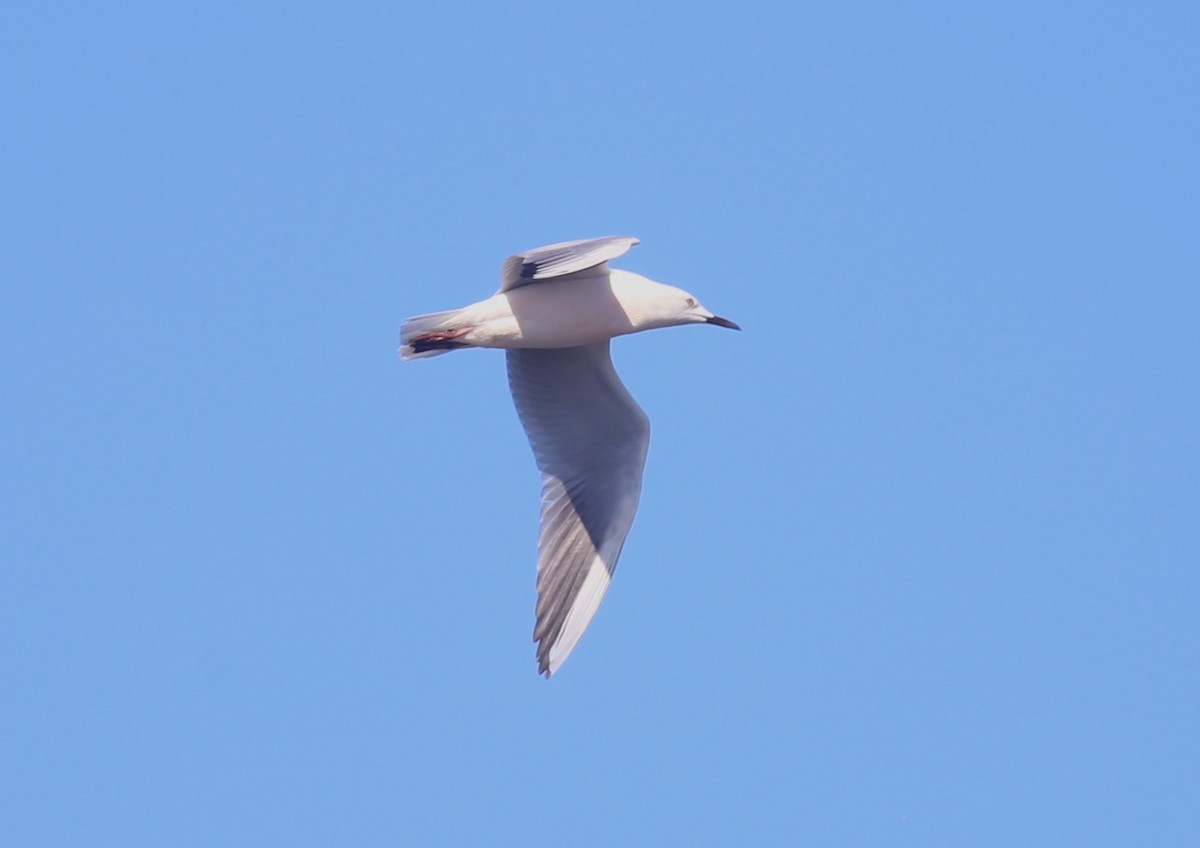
[399,308,475,360]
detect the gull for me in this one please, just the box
[400,236,739,677]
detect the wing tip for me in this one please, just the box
[530,559,614,679]
[535,644,555,678]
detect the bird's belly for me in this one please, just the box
[472,280,636,349]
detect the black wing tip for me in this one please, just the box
[536,651,553,678]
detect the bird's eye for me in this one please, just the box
[685,297,696,308]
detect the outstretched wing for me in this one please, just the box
[506,342,651,677]
[500,236,639,292]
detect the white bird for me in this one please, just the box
[400,236,739,677]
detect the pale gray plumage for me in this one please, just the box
[500,236,640,291]
[507,343,650,676]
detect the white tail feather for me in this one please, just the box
[399,308,469,360]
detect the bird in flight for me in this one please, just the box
[400,236,739,676]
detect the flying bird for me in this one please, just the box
[400,236,739,676]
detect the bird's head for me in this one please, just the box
[619,276,740,333]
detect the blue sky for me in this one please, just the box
[2,1,1197,845]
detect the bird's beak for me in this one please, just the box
[705,315,741,331]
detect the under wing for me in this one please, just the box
[506,342,650,676]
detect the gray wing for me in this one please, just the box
[500,236,639,292]
[506,342,651,677]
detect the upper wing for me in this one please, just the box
[500,236,639,292]
[506,342,651,677]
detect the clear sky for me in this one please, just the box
[3,2,1197,845]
